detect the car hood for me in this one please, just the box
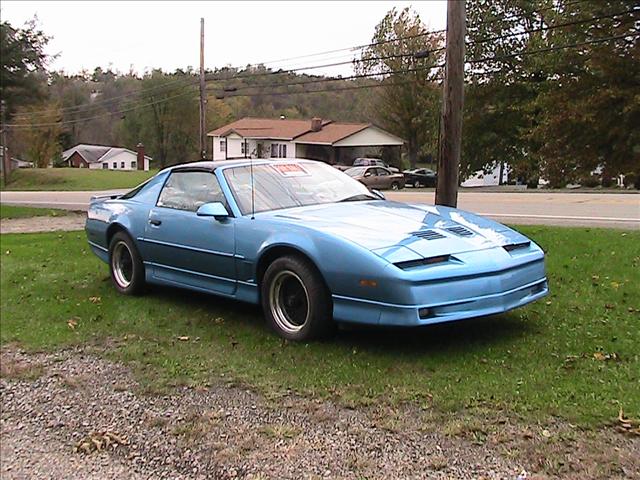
[261,200,530,263]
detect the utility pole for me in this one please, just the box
[435,0,465,207]
[199,17,206,160]
[1,100,10,185]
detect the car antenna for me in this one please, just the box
[249,147,255,220]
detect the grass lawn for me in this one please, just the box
[0,204,70,219]
[1,227,638,427]
[0,168,157,191]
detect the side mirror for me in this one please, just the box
[370,189,385,200]
[196,202,229,220]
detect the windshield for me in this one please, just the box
[345,167,366,177]
[223,161,373,215]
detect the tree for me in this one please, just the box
[0,18,50,114]
[12,102,63,167]
[465,0,640,187]
[358,7,444,168]
[531,0,640,184]
[121,71,199,167]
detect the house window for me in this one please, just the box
[241,141,247,156]
[131,161,137,169]
[220,140,226,152]
[113,162,117,169]
[271,143,287,158]
[121,161,125,169]
[102,163,108,169]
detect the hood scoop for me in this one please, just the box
[410,229,446,241]
[445,226,474,237]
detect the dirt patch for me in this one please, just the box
[1,346,638,479]
[0,213,86,234]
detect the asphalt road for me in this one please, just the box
[1,189,638,229]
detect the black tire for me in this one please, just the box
[413,179,421,188]
[261,255,334,341]
[391,182,400,191]
[108,231,146,295]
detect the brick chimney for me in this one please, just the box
[136,143,145,170]
[310,117,322,132]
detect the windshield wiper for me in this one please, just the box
[338,194,377,202]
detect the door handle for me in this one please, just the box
[149,219,162,226]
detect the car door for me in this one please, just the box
[142,170,237,295]
[375,167,391,189]
[360,167,377,188]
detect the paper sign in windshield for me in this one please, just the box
[272,164,309,177]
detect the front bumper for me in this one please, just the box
[332,258,549,327]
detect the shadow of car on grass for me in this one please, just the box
[145,284,534,357]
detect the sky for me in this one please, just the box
[1,1,447,77]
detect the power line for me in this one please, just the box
[256,0,593,69]
[11,28,448,120]
[221,80,416,99]
[467,32,640,67]
[250,29,445,68]
[9,20,637,127]
[7,89,196,129]
[11,76,198,119]
[14,4,633,120]
[207,60,438,95]
[471,0,588,28]
[470,7,639,46]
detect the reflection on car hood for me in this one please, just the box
[261,200,530,261]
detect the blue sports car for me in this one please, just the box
[85,159,549,341]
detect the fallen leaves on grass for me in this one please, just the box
[593,352,620,362]
[73,431,128,454]
[175,336,200,343]
[617,409,640,437]
[67,318,79,330]
[88,296,101,304]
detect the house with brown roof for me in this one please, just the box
[207,117,404,165]
[61,143,151,171]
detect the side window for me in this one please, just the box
[377,168,390,176]
[157,171,227,213]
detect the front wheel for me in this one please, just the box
[261,255,334,341]
[413,179,421,188]
[391,182,400,191]
[109,231,146,295]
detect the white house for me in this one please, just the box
[208,117,405,165]
[61,143,151,171]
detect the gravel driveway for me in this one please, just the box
[1,346,638,479]
[0,213,86,234]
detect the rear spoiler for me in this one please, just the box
[90,193,121,202]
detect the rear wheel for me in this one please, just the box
[413,179,421,188]
[391,182,400,191]
[109,231,145,295]
[261,255,334,341]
